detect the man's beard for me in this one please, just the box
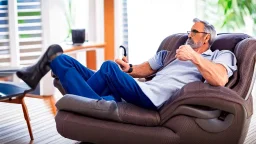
[185,38,203,49]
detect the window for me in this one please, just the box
[196,0,255,36]
[0,0,43,67]
[18,0,42,66]
[126,0,196,64]
[0,0,9,67]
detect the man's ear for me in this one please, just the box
[204,34,210,44]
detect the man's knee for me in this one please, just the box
[100,60,119,71]
[102,60,117,67]
[51,54,69,63]
[50,54,73,68]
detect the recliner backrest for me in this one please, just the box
[210,33,252,90]
[157,33,188,54]
[232,38,256,99]
[156,33,256,100]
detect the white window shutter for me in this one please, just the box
[0,0,43,67]
[0,0,10,66]
[17,0,42,66]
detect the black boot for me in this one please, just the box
[16,44,64,89]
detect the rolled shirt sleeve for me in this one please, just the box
[212,50,237,77]
[148,50,169,70]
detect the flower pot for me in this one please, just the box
[72,29,85,44]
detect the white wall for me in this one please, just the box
[40,0,89,95]
[127,0,196,64]
[114,0,123,59]
[47,0,89,44]
[40,0,67,95]
[48,0,67,44]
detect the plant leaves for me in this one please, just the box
[218,0,256,31]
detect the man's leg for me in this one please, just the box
[51,54,95,81]
[50,54,112,96]
[50,54,155,110]
[50,54,104,100]
[87,61,157,110]
[16,44,64,89]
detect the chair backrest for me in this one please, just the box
[157,33,188,56]
[157,33,256,101]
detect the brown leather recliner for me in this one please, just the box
[53,33,256,144]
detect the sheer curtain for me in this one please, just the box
[127,0,197,64]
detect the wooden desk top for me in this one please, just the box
[61,42,105,53]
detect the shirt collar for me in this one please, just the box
[201,49,213,56]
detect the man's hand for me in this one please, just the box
[115,56,130,72]
[175,45,198,62]
[121,56,128,63]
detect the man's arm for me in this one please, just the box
[176,45,236,86]
[115,58,156,78]
[129,62,156,78]
[192,56,228,86]
[115,50,170,78]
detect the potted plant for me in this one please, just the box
[64,0,85,44]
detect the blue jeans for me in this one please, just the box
[50,54,156,110]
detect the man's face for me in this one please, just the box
[186,22,208,49]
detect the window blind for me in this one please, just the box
[17,0,42,66]
[0,0,10,67]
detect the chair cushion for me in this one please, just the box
[157,33,188,52]
[56,94,160,126]
[210,33,251,52]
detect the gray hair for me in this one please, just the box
[193,18,216,45]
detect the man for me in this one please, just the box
[17,18,237,110]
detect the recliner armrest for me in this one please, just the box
[171,105,221,119]
[159,81,250,124]
[56,94,160,126]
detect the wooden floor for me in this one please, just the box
[0,87,255,144]
[0,96,77,144]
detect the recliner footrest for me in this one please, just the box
[56,94,160,126]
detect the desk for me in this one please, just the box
[0,43,105,141]
[61,42,105,70]
[0,68,34,140]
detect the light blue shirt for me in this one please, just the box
[136,49,237,108]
